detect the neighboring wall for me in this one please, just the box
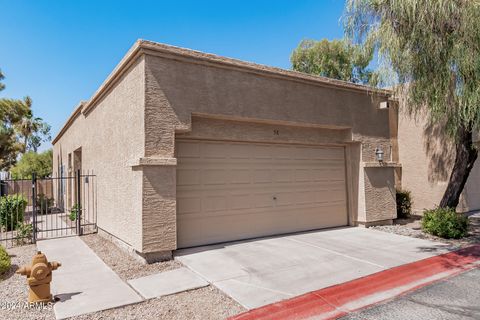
[397,110,480,214]
[465,158,480,211]
[52,57,145,251]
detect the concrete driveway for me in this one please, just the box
[175,227,450,309]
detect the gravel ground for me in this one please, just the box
[71,286,245,320]
[370,214,480,248]
[0,235,246,320]
[0,244,55,320]
[80,234,246,319]
[80,234,182,281]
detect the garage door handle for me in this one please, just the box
[273,196,277,200]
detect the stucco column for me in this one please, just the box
[355,141,398,226]
[141,164,177,254]
[361,165,397,226]
[129,158,177,262]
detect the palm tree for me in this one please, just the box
[0,69,5,92]
[14,97,50,153]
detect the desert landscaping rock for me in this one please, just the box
[371,214,480,248]
[81,234,182,280]
[0,237,245,320]
[71,286,246,320]
[80,234,245,319]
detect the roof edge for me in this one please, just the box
[138,40,391,95]
[52,101,86,145]
[53,39,393,144]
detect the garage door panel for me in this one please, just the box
[178,205,347,246]
[203,196,227,212]
[229,144,251,158]
[309,147,345,160]
[273,169,293,182]
[177,141,201,158]
[177,197,201,215]
[202,169,227,185]
[178,200,346,221]
[231,169,250,184]
[177,169,201,186]
[176,140,348,248]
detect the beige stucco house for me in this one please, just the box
[53,40,400,262]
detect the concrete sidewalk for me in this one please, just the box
[37,236,143,319]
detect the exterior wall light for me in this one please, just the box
[379,101,389,109]
[375,147,384,162]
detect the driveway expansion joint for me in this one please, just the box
[285,237,387,269]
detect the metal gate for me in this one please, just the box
[0,170,97,248]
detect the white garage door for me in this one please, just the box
[176,140,348,248]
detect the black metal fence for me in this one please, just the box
[0,170,97,248]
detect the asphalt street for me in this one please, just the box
[341,268,480,320]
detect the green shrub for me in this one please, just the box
[0,245,11,275]
[422,207,468,239]
[0,195,27,231]
[396,189,412,219]
[36,194,53,214]
[69,204,81,222]
[15,222,33,245]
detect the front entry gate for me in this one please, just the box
[0,170,97,247]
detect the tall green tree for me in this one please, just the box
[344,0,480,208]
[0,71,25,169]
[291,39,373,84]
[10,150,53,179]
[13,96,51,153]
[0,70,50,170]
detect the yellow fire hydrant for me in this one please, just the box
[16,251,61,303]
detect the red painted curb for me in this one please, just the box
[229,245,480,320]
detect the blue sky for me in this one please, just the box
[0,0,346,149]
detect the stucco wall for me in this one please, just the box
[52,57,145,250]
[143,52,396,251]
[397,110,480,214]
[465,158,480,211]
[144,54,391,144]
[53,41,399,256]
[364,167,396,223]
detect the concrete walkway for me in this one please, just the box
[128,267,209,299]
[37,236,143,320]
[176,227,452,310]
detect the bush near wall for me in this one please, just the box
[69,204,81,222]
[422,207,468,239]
[396,189,412,219]
[0,195,27,231]
[0,245,11,275]
[15,222,33,245]
[36,193,54,214]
